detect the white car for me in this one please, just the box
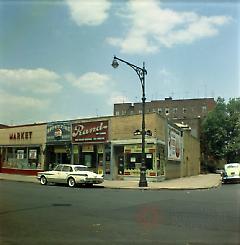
[37,164,104,187]
[222,163,240,184]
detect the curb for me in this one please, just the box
[0,175,222,190]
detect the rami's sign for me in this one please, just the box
[72,121,108,143]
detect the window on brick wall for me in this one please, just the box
[202,106,207,113]
[122,110,126,115]
[165,108,169,115]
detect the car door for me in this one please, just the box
[51,165,63,183]
[59,165,72,183]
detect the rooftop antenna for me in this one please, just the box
[204,84,207,98]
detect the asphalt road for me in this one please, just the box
[0,181,239,245]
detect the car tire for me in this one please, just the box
[68,177,76,187]
[40,176,48,185]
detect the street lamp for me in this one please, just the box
[112,56,148,187]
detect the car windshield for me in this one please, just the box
[74,166,88,172]
[53,165,63,171]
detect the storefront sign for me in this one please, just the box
[47,122,71,142]
[72,121,108,143]
[29,149,37,159]
[17,150,24,159]
[9,132,32,140]
[82,144,94,152]
[124,144,155,154]
[168,125,182,161]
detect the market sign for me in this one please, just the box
[9,131,32,140]
[168,125,182,161]
[72,121,108,143]
[47,122,71,142]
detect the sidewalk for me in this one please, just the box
[0,173,221,190]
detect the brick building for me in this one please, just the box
[0,113,200,181]
[114,97,216,139]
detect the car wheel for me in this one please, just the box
[68,177,76,187]
[40,176,47,185]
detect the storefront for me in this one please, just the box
[110,113,167,181]
[0,113,200,179]
[0,124,46,175]
[165,124,183,179]
[72,120,110,175]
[111,138,166,181]
[45,121,72,170]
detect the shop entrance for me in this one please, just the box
[46,145,70,170]
[55,152,69,165]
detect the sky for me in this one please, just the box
[0,0,239,125]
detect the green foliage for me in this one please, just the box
[201,97,240,168]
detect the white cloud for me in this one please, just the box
[0,89,50,124]
[0,89,49,109]
[158,68,176,84]
[66,0,111,26]
[107,0,231,54]
[65,72,112,94]
[0,68,62,94]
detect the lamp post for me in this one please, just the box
[112,56,148,187]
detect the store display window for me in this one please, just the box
[125,153,153,170]
[2,147,41,169]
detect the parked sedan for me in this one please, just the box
[222,163,240,184]
[37,164,104,187]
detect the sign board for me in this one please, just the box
[17,150,24,159]
[47,122,71,142]
[168,125,182,161]
[29,149,37,159]
[72,121,108,143]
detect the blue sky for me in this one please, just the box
[0,0,239,125]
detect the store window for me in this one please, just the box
[3,147,40,169]
[125,153,153,170]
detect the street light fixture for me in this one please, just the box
[111,55,148,187]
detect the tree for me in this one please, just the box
[225,98,240,162]
[201,97,240,171]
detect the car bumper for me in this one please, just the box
[222,176,240,183]
[84,178,104,184]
